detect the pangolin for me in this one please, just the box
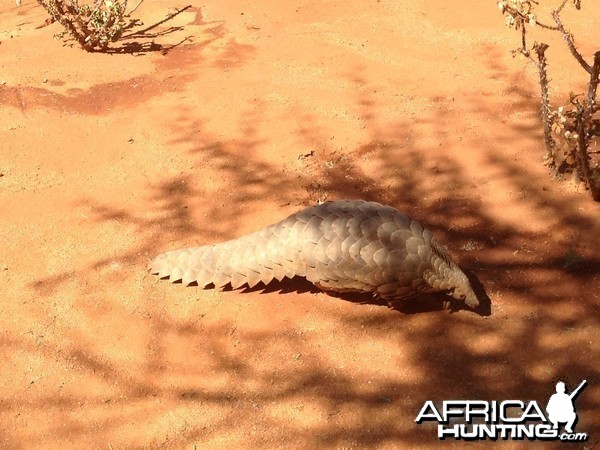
[149,200,479,308]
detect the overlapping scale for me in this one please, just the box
[149,200,478,307]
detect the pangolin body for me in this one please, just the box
[149,200,479,308]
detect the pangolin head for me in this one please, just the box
[448,269,479,308]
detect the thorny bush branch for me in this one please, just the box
[498,0,600,200]
[33,0,127,52]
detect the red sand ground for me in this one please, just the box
[1,1,599,448]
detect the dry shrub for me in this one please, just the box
[36,0,127,51]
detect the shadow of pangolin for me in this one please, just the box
[149,199,480,310]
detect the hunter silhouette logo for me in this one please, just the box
[546,380,586,434]
[415,380,589,442]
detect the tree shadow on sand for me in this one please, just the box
[20,52,600,448]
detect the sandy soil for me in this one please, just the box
[1,0,599,448]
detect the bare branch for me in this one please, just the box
[555,0,570,14]
[551,9,592,74]
[534,43,557,165]
[127,0,144,16]
[520,24,528,55]
[121,4,191,39]
[586,51,600,109]
[574,104,600,200]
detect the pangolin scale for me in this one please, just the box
[149,200,479,308]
